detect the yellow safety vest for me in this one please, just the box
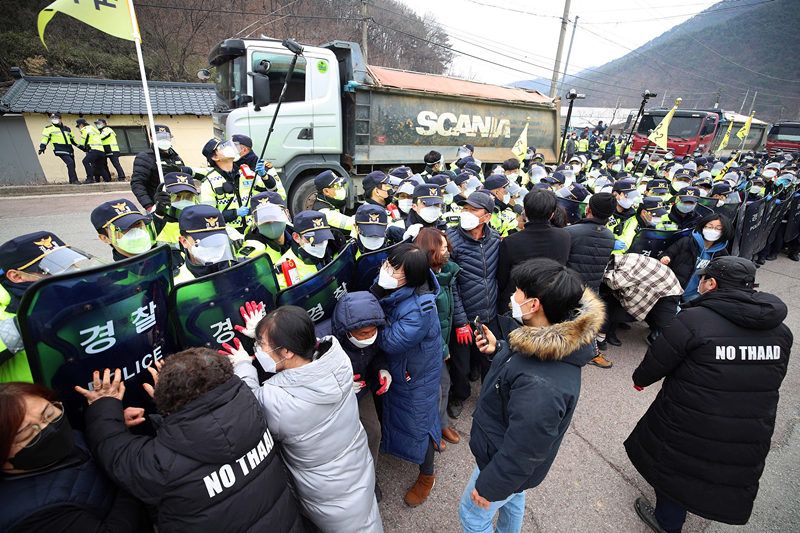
[491,207,518,237]
[156,221,181,246]
[274,247,320,290]
[40,124,74,152]
[0,309,33,383]
[199,168,267,231]
[99,126,120,153]
[77,125,104,151]
[607,213,639,254]
[577,138,589,153]
[237,235,287,264]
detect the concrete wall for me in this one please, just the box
[23,113,213,183]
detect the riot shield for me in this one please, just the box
[169,254,278,350]
[784,193,800,243]
[277,241,356,323]
[556,197,585,225]
[16,245,175,426]
[628,228,689,258]
[353,241,403,292]
[733,199,766,258]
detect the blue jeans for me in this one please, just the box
[459,466,525,533]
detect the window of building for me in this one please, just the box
[115,126,150,155]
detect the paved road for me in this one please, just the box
[1,191,798,532]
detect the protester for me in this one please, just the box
[74,352,305,532]
[497,189,571,309]
[226,306,382,531]
[660,213,731,302]
[414,227,465,450]
[460,258,604,532]
[627,256,792,532]
[0,382,150,532]
[373,243,442,507]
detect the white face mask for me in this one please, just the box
[460,210,480,231]
[676,201,696,214]
[617,196,635,209]
[255,345,282,373]
[443,193,454,205]
[348,332,378,348]
[673,181,690,191]
[502,192,511,204]
[172,199,196,211]
[116,227,153,255]
[464,187,477,198]
[419,206,442,223]
[51,119,60,125]
[157,139,172,151]
[191,242,229,264]
[302,241,328,258]
[702,228,722,242]
[359,234,385,250]
[511,295,533,321]
[378,266,400,289]
[398,198,413,213]
[332,188,347,201]
[612,164,622,172]
[750,185,763,195]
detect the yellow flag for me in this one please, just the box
[648,97,682,150]
[511,123,528,162]
[718,119,734,151]
[736,112,754,140]
[39,0,137,46]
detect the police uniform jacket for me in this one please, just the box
[39,124,75,156]
[625,288,792,525]
[131,148,190,209]
[84,377,305,533]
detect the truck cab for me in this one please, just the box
[632,109,719,156]
[766,121,800,156]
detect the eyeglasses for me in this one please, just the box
[16,401,64,448]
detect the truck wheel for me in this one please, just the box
[289,176,318,215]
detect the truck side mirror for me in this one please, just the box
[250,73,271,111]
[197,68,211,81]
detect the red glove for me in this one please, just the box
[633,385,644,391]
[352,373,367,394]
[455,324,473,345]
[376,369,392,395]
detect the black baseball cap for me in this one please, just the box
[612,179,638,194]
[354,204,388,237]
[484,174,509,190]
[179,205,227,237]
[0,231,88,275]
[641,196,668,216]
[293,210,333,243]
[164,172,198,195]
[698,256,757,289]
[91,199,151,233]
[460,190,495,213]
[711,183,733,196]
[413,184,443,206]
[363,171,389,192]
[231,134,253,148]
[250,191,289,225]
[678,187,702,201]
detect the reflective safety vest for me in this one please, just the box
[615,143,622,157]
[77,125,104,151]
[173,263,195,285]
[199,167,268,231]
[274,247,321,290]
[599,140,608,153]
[577,138,589,153]
[0,309,33,383]
[39,124,75,156]
[607,212,639,254]
[237,234,288,265]
[155,221,181,246]
[99,126,120,153]
[491,207,518,237]
[314,199,354,232]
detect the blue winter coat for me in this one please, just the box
[330,291,386,400]
[377,270,443,464]
[446,224,501,325]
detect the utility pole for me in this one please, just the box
[361,0,369,63]
[556,15,578,97]
[749,90,758,114]
[739,89,749,113]
[714,88,721,109]
[549,0,572,99]
[609,95,621,131]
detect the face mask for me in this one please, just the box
[460,210,480,231]
[612,164,622,172]
[258,222,286,240]
[348,332,378,348]
[443,193,454,205]
[463,187,477,198]
[571,164,581,173]
[763,170,777,179]
[9,414,75,471]
[192,242,229,264]
[398,198,413,213]
[51,119,60,125]
[255,344,282,374]
[702,228,722,242]
[302,241,328,259]
[617,196,635,209]
[698,188,709,197]
[331,188,347,201]
[116,227,152,255]
[676,201,696,214]
[751,186,763,195]
[647,217,660,227]
[673,181,690,191]
[378,266,400,289]
[360,234,385,250]
[419,206,442,223]
[157,139,172,151]
[502,192,511,204]
[511,296,533,321]
[171,199,196,211]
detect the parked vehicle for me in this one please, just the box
[766,121,800,156]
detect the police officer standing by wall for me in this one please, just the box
[75,118,111,183]
[95,118,126,182]
[38,113,79,184]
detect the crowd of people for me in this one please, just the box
[0,129,795,533]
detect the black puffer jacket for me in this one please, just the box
[130,148,190,209]
[625,288,792,525]
[661,231,728,289]
[470,289,604,501]
[447,224,501,325]
[564,218,615,290]
[85,377,305,533]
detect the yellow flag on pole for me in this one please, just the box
[736,112,754,140]
[511,122,528,162]
[648,97,682,150]
[718,119,734,151]
[38,0,137,46]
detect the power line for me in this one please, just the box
[235,0,304,38]
[578,0,776,25]
[135,3,360,22]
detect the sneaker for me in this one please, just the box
[596,338,608,351]
[447,398,463,419]
[589,353,613,368]
[634,497,668,533]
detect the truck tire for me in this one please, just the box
[289,175,318,215]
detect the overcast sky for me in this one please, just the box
[398,0,720,88]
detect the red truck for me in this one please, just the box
[766,121,800,155]
[631,108,719,156]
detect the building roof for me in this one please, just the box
[366,65,553,106]
[0,75,216,116]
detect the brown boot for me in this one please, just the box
[404,474,435,507]
[442,426,460,444]
[438,439,446,452]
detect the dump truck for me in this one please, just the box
[208,38,559,213]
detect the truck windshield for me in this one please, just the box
[637,114,704,138]
[214,57,246,111]
[768,125,800,142]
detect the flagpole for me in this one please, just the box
[738,111,754,152]
[127,0,164,186]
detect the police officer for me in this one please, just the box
[400,184,448,239]
[669,168,695,196]
[131,125,193,212]
[361,171,401,222]
[394,179,416,217]
[636,196,670,230]
[151,172,200,246]
[354,204,394,259]
[95,118,126,181]
[644,178,671,200]
[232,134,287,200]
[238,191,293,263]
[90,198,155,261]
[175,205,238,284]
[0,231,94,382]
[75,118,111,183]
[667,187,703,230]
[483,174,518,237]
[421,150,444,180]
[199,138,268,234]
[313,170,354,233]
[608,179,641,254]
[274,210,337,289]
[38,113,79,184]
[577,134,590,156]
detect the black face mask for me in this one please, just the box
[9,415,75,471]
